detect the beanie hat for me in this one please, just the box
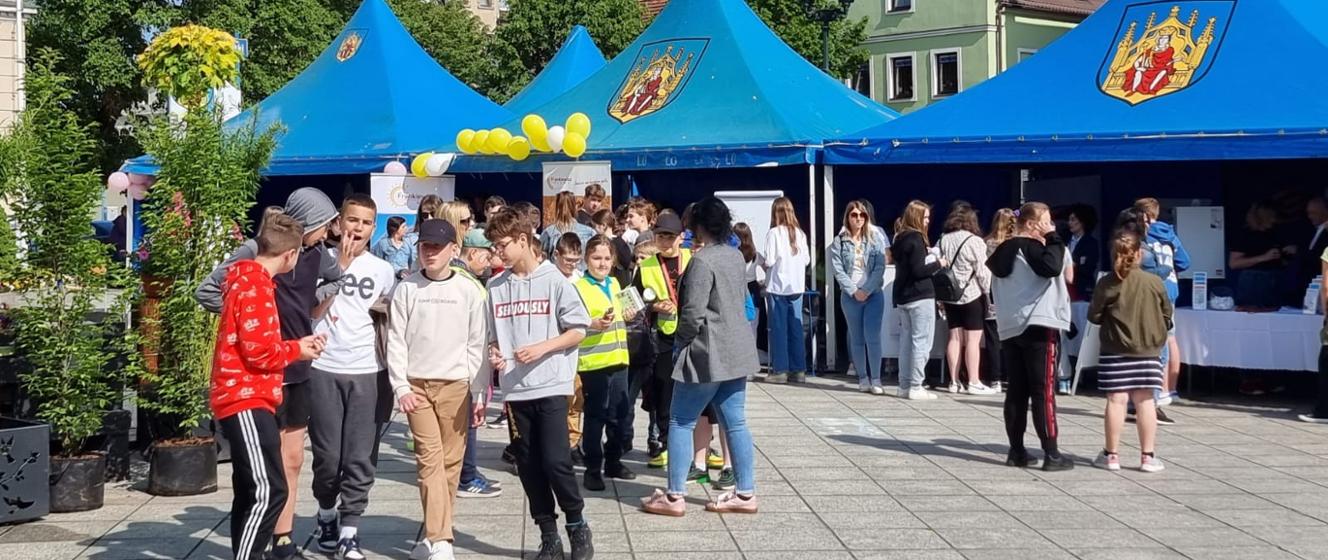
[284,188,338,231]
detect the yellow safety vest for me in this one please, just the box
[450,264,486,295]
[638,249,691,335]
[574,276,630,371]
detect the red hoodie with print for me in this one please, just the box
[210,260,302,420]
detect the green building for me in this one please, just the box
[849,0,1104,114]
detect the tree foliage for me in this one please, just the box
[489,0,647,102]
[0,52,139,455]
[747,0,869,80]
[387,0,494,92]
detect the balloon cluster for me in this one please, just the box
[106,171,153,200]
[455,112,592,161]
[401,152,455,178]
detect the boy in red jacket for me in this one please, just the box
[211,214,326,560]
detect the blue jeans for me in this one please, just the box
[897,299,936,392]
[767,294,806,374]
[667,378,755,495]
[459,424,479,484]
[841,291,884,384]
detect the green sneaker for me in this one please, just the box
[686,465,709,485]
[647,450,668,469]
[711,467,736,490]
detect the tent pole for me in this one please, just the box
[808,163,818,375]
[824,165,838,372]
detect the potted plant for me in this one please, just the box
[132,25,276,496]
[0,52,141,513]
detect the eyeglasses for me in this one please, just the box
[493,238,513,253]
[849,212,866,219]
[460,217,473,226]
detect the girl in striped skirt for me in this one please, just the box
[1088,231,1173,473]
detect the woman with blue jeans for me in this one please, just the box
[641,197,760,516]
[830,200,888,394]
[892,200,944,400]
[762,197,811,384]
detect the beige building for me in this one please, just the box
[0,0,29,129]
[465,0,507,30]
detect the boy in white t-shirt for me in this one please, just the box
[307,195,397,560]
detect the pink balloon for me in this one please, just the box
[107,172,130,192]
[383,161,408,176]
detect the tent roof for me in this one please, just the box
[124,0,511,176]
[827,0,1328,165]
[503,26,606,117]
[450,0,898,172]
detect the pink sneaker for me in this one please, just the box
[705,491,758,514]
[640,489,686,517]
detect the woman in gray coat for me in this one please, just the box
[641,197,760,517]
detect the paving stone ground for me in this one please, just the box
[5,375,1328,559]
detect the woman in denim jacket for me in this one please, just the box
[830,200,889,394]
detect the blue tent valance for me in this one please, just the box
[826,0,1328,165]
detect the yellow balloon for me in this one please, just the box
[530,130,552,152]
[473,130,491,154]
[455,129,476,154]
[508,137,531,161]
[488,128,513,155]
[521,115,547,143]
[565,112,591,138]
[562,132,587,158]
[411,153,432,178]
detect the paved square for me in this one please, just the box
[7,376,1328,559]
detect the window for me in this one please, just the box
[851,61,873,98]
[1017,49,1037,63]
[932,49,961,97]
[888,0,913,13]
[886,54,915,101]
[478,0,493,8]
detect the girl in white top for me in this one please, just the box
[761,197,810,383]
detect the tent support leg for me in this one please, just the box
[824,165,838,373]
[808,164,818,376]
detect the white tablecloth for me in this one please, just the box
[1174,308,1321,372]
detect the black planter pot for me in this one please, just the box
[148,439,217,496]
[49,453,105,513]
[0,417,51,523]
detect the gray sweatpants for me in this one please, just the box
[308,368,389,527]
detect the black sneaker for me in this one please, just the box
[646,438,664,458]
[568,522,593,560]
[535,532,565,560]
[1041,454,1075,472]
[335,534,365,560]
[583,471,606,491]
[266,536,305,560]
[712,467,736,490]
[570,447,585,466]
[1005,450,1034,468]
[686,465,709,484]
[605,463,636,481]
[316,515,340,552]
[1156,408,1176,425]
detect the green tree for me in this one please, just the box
[747,0,869,80]
[490,0,647,102]
[388,0,495,92]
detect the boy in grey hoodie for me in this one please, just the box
[484,209,594,560]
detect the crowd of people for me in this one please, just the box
[197,184,1328,560]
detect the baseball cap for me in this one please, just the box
[416,219,457,246]
[653,213,683,235]
[463,229,492,249]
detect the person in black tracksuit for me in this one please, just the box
[986,203,1074,471]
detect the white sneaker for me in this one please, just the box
[965,383,998,396]
[870,385,885,395]
[1092,451,1121,472]
[1139,454,1166,473]
[429,540,456,560]
[994,381,1003,392]
[858,380,871,393]
[947,383,961,394]
[410,540,432,560]
[896,387,910,399]
[907,389,938,400]
[1298,414,1328,424]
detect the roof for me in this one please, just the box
[1001,0,1107,17]
[448,0,899,172]
[503,26,606,116]
[123,0,511,176]
[827,0,1328,165]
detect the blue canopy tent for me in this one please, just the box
[826,0,1328,164]
[503,26,606,117]
[123,0,511,176]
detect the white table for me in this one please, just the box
[881,265,948,361]
[1174,308,1321,372]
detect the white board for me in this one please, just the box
[1174,206,1225,279]
[716,190,782,254]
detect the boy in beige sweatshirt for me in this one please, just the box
[387,219,489,560]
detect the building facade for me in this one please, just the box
[465,0,507,30]
[0,0,30,129]
[849,0,1103,113]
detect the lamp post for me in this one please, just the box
[802,0,855,74]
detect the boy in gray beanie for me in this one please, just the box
[196,186,344,560]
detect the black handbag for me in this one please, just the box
[933,235,977,304]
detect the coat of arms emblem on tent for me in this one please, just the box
[337,30,365,62]
[609,39,708,123]
[1098,1,1233,105]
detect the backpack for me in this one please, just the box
[932,235,977,304]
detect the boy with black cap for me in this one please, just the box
[196,187,342,560]
[388,220,490,560]
[633,211,690,468]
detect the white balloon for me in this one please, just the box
[425,153,455,176]
[383,161,408,176]
[547,126,566,153]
